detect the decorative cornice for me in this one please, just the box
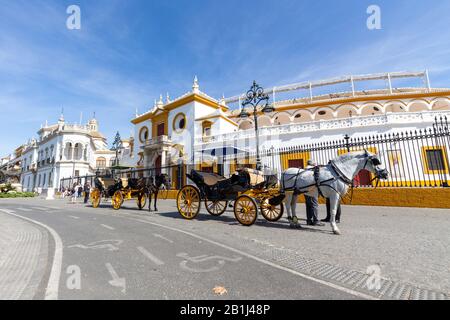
[131,93,228,124]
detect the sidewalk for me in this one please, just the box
[0,210,48,299]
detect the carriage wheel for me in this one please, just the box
[177,185,201,219]
[90,188,101,208]
[260,200,284,222]
[205,200,228,216]
[234,195,258,226]
[112,191,123,210]
[137,192,147,210]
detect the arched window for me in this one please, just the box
[74,143,82,160]
[96,157,106,169]
[202,121,212,136]
[65,143,73,159]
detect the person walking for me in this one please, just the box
[83,182,91,204]
[70,188,77,204]
[304,159,325,226]
[77,184,83,198]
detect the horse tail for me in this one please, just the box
[280,171,286,194]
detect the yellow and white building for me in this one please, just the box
[131,72,450,189]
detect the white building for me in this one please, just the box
[19,114,132,197]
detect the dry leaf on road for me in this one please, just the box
[213,286,228,295]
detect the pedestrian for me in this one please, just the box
[71,188,76,204]
[83,182,90,204]
[322,198,342,223]
[77,184,82,198]
[305,159,325,226]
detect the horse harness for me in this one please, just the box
[282,161,354,200]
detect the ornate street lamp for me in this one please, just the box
[111,131,123,177]
[239,81,274,170]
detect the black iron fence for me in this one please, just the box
[60,117,450,190]
[59,164,186,192]
[223,117,450,188]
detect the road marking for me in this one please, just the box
[105,263,126,294]
[177,253,242,273]
[69,215,80,219]
[0,208,63,300]
[46,206,61,210]
[153,233,174,243]
[137,246,164,266]
[31,207,49,211]
[68,240,123,252]
[130,216,377,300]
[100,224,115,230]
[17,207,33,212]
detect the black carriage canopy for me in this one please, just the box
[200,146,249,157]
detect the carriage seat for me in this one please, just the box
[191,170,227,187]
[98,177,117,188]
[239,168,265,187]
[120,178,128,188]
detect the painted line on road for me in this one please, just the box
[69,216,80,219]
[137,246,165,265]
[31,207,50,211]
[129,216,377,300]
[100,224,115,230]
[0,208,63,300]
[153,233,174,243]
[81,209,377,299]
[17,208,33,212]
[105,263,126,294]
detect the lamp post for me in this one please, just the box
[111,131,123,178]
[239,81,274,170]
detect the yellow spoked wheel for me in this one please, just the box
[136,192,147,210]
[234,195,258,226]
[177,185,201,220]
[260,199,284,222]
[90,188,101,208]
[112,191,123,210]
[205,200,228,216]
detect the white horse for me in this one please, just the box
[281,150,388,235]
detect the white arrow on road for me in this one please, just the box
[105,263,126,294]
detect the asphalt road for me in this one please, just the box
[0,198,363,300]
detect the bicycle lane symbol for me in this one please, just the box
[176,252,242,273]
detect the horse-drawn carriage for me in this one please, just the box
[90,176,147,210]
[176,168,285,226]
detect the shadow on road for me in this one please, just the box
[81,203,333,235]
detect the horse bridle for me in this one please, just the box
[362,155,388,188]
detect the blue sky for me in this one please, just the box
[1,0,450,155]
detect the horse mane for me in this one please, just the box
[334,150,368,163]
[331,150,372,173]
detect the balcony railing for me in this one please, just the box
[194,110,450,145]
[143,135,172,147]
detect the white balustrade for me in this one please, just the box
[194,110,450,146]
